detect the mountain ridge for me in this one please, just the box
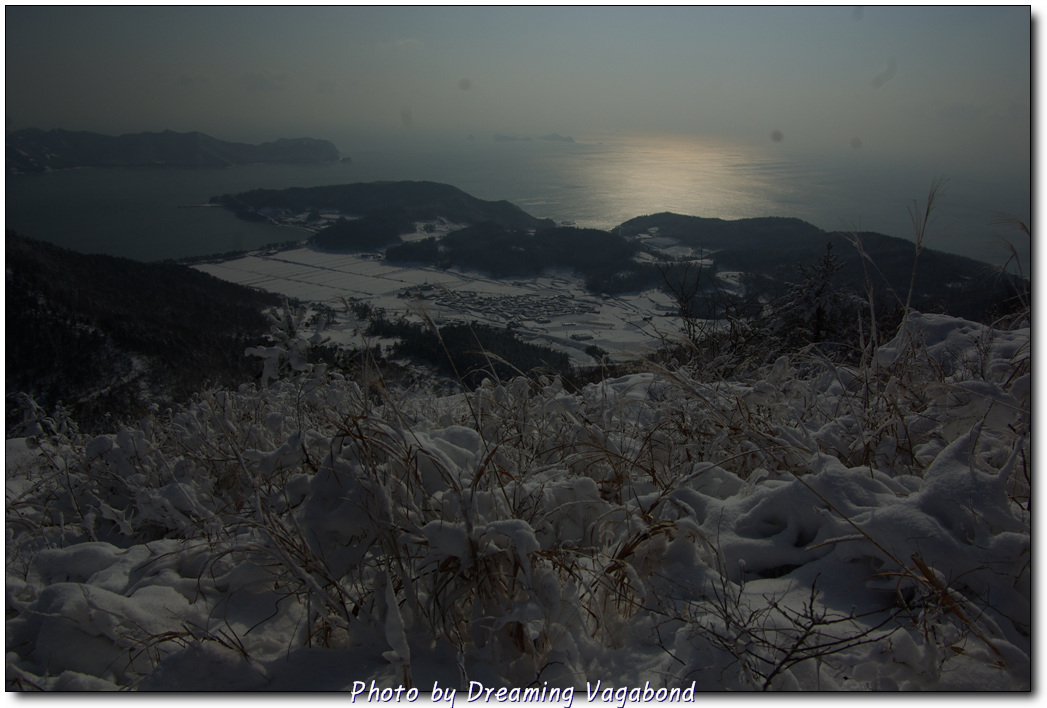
[617,211,1022,322]
[6,181,1027,432]
[210,181,1022,322]
[211,180,555,233]
[5,231,283,433]
[5,128,341,173]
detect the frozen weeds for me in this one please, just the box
[5,309,1030,691]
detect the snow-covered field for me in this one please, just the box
[192,241,682,367]
[6,302,1031,691]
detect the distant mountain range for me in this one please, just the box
[5,128,341,173]
[491,133,575,143]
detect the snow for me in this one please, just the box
[193,245,684,367]
[6,275,1032,693]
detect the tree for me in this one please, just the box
[657,259,707,343]
[770,241,856,351]
[245,301,329,387]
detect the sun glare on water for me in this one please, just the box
[559,132,833,229]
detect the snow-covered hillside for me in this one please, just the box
[6,308,1030,691]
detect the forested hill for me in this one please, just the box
[6,128,340,173]
[5,232,283,433]
[618,212,1026,323]
[212,181,555,233]
[384,222,647,292]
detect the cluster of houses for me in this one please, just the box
[397,283,598,327]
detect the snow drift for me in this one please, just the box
[6,311,1030,691]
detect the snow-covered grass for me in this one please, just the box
[6,303,1030,691]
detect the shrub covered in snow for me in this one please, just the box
[6,309,1030,691]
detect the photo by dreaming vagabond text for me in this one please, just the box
[350,681,698,707]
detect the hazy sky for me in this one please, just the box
[5,5,1031,176]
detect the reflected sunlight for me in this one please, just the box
[562,133,833,229]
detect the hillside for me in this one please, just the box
[618,212,1025,323]
[4,184,1033,692]
[211,181,555,233]
[5,233,283,433]
[385,223,644,289]
[9,177,1026,435]
[5,128,340,173]
[4,202,1032,691]
[209,182,1025,325]
[6,303,1031,691]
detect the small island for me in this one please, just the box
[6,128,342,173]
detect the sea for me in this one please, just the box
[5,132,1030,268]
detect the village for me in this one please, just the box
[194,241,684,367]
[397,283,599,327]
